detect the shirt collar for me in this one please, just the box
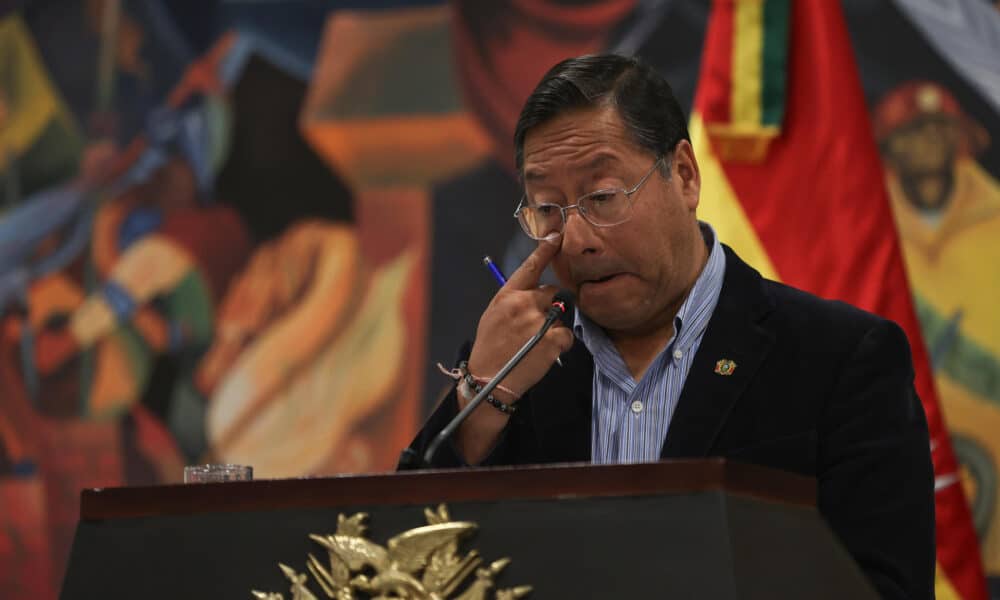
[573,221,726,359]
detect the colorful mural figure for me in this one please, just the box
[876,81,1000,576]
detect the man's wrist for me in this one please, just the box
[457,379,518,413]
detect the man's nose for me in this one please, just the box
[561,209,601,255]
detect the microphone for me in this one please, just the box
[422,290,575,466]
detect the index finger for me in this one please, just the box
[504,232,562,290]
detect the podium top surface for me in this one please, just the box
[80,459,815,520]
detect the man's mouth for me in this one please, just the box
[583,273,624,285]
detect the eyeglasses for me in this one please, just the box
[514,156,668,240]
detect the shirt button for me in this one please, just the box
[631,400,644,414]
[673,349,684,360]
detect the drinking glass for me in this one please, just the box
[183,464,253,483]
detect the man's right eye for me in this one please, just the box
[535,204,560,217]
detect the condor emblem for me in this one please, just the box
[714,359,737,376]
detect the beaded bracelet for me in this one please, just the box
[460,373,517,415]
[437,361,519,415]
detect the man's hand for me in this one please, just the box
[455,233,574,463]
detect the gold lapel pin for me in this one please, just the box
[714,359,737,376]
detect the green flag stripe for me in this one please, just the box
[760,0,790,127]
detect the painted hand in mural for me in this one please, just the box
[198,220,415,477]
[27,154,243,419]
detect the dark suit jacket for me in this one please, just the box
[401,246,935,600]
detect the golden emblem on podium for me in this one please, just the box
[251,504,531,599]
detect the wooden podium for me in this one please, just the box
[60,459,878,599]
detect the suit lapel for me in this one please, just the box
[527,339,593,461]
[660,247,776,459]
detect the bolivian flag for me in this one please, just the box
[691,1,986,598]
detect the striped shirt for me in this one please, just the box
[574,223,726,464]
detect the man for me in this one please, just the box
[402,55,934,600]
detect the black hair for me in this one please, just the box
[513,54,690,172]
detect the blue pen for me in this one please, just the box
[483,255,563,366]
[483,255,507,286]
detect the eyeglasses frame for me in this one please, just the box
[513,154,670,240]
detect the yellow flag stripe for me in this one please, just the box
[690,112,779,281]
[731,0,765,127]
[935,562,963,600]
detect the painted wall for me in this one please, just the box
[0,1,998,597]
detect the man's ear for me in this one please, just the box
[673,139,701,210]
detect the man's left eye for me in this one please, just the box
[589,192,617,204]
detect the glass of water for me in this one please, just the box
[183,464,253,483]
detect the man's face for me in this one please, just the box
[884,117,958,177]
[521,105,703,337]
[882,116,960,212]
